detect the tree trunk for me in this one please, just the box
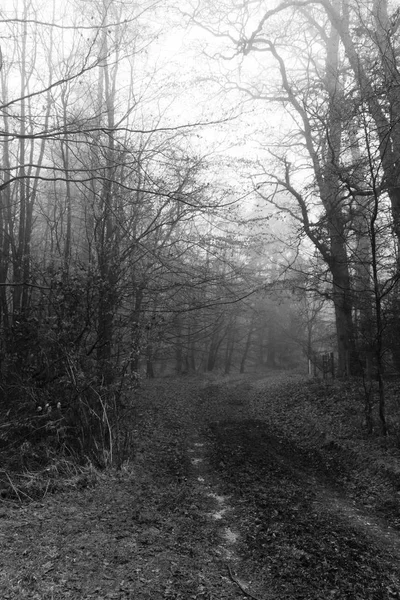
[95,12,119,384]
[0,65,12,337]
[224,320,236,374]
[175,315,184,374]
[13,10,28,316]
[266,311,277,368]
[240,315,255,374]
[330,230,358,376]
[326,0,400,254]
[146,344,155,379]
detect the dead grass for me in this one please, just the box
[0,459,102,503]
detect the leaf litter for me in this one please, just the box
[1,373,400,598]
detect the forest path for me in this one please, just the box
[191,375,400,598]
[2,374,400,599]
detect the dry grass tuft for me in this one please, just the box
[0,459,101,503]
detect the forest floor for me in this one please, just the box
[2,373,400,599]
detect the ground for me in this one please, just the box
[2,373,400,599]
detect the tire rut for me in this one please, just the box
[195,379,400,598]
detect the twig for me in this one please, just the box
[42,478,51,500]
[5,472,34,502]
[226,564,264,600]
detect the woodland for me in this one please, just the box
[1,0,400,464]
[4,3,400,598]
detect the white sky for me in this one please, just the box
[2,0,394,246]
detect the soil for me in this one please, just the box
[1,373,400,599]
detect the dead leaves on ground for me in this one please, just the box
[2,374,400,599]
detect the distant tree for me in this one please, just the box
[188,0,400,381]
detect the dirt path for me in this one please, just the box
[193,376,400,598]
[1,374,400,599]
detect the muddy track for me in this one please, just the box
[190,378,400,599]
[2,375,400,599]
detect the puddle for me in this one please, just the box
[210,508,228,520]
[207,493,228,504]
[224,527,239,544]
[207,492,232,519]
[188,436,239,561]
[220,547,236,560]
